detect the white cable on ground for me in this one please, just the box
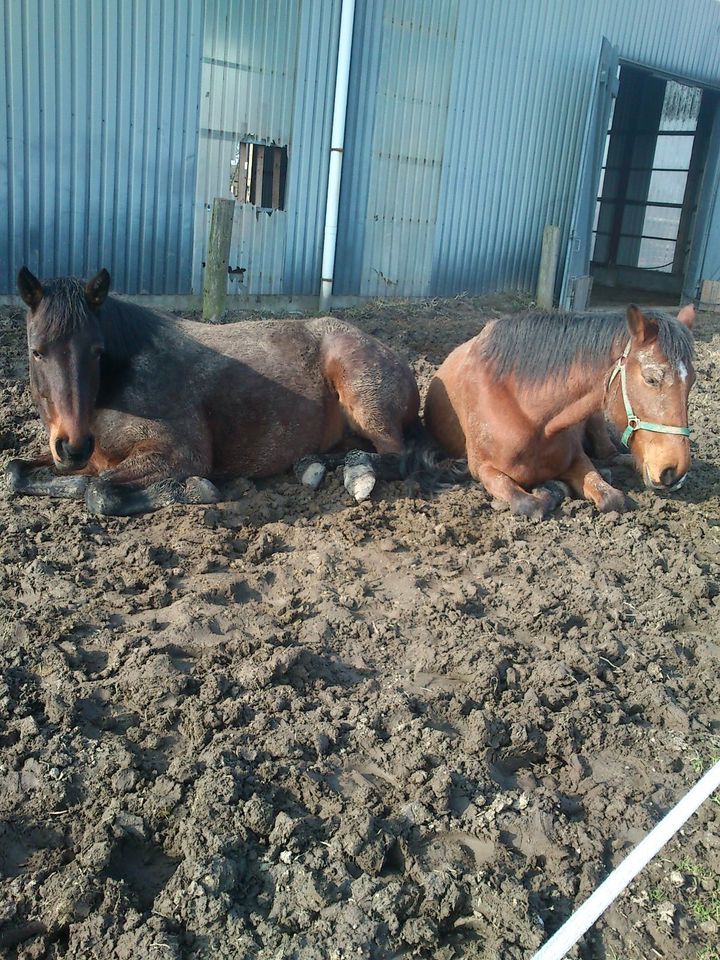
[531,759,720,960]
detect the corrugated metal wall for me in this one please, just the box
[2,0,719,299]
[335,0,720,298]
[193,0,342,297]
[0,0,203,294]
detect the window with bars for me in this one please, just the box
[230,141,288,210]
[592,75,705,275]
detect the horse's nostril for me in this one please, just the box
[660,467,678,487]
[57,435,93,462]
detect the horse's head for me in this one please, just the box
[606,304,696,491]
[17,267,111,472]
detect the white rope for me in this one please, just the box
[531,759,720,960]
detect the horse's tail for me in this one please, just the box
[397,419,470,493]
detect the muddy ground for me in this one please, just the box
[0,295,718,960]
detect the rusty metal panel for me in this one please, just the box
[337,0,720,298]
[192,0,342,297]
[0,0,204,294]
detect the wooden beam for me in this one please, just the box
[536,224,561,309]
[236,142,248,201]
[254,145,265,206]
[202,197,235,322]
[272,147,282,209]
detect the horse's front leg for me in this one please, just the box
[584,412,618,460]
[5,455,93,499]
[561,451,626,513]
[469,458,567,520]
[85,451,219,516]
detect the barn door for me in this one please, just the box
[560,38,620,309]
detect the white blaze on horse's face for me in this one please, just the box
[609,305,696,491]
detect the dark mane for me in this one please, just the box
[480,309,695,384]
[35,277,173,360]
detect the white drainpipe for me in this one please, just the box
[319,0,356,313]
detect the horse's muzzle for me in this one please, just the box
[55,434,95,469]
[643,463,688,491]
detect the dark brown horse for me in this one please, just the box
[6,268,420,515]
[424,305,696,519]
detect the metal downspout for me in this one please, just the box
[319,0,356,313]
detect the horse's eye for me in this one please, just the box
[643,371,663,387]
[91,345,104,359]
[31,349,43,361]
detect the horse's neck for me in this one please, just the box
[100,298,175,363]
[539,369,610,437]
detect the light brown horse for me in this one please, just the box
[6,268,420,515]
[424,305,696,519]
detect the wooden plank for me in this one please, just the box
[236,142,248,201]
[272,147,282,209]
[202,197,235,322]
[254,145,265,206]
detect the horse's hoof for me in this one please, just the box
[343,452,376,502]
[597,489,627,514]
[523,482,567,519]
[184,476,220,504]
[5,459,27,493]
[511,497,546,521]
[294,457,326,491]
[85,481,123,516]
[534,481,570,512]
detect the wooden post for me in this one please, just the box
[536,224,561,310]
[203,198,235,323]
[700,279,720,312]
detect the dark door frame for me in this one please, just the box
[560,44,720,308]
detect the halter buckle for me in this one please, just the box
[627,415,639,431]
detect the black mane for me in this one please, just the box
[34,277,172,360]
[480,309,695,383]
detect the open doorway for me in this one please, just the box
[590,66,719,307]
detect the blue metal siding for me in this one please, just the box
[338,0,720,298]
[2,0,719,300]
[334,0,460,297]
[0,0,203,294]
[192,0,341,297]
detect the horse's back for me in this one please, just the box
[175,314,418,474]
[425,333,491,457]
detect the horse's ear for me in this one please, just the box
[85,269,111,309]
[17,266,43,310]
[676,304,695,330]
[627,304,658,345]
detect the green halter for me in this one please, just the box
[607,340,691,448]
